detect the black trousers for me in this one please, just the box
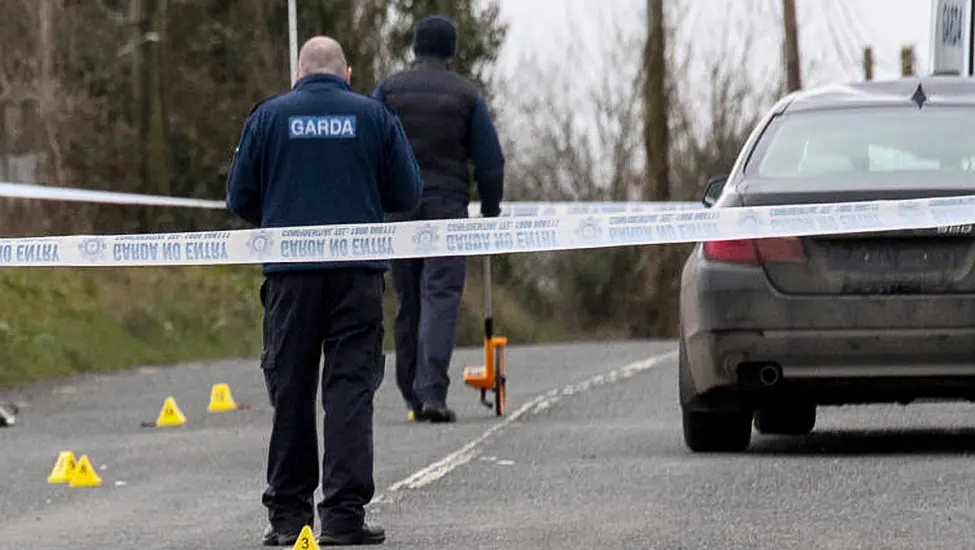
[391,255,465,407]
[259,269,385,534]
[388,197,467,408]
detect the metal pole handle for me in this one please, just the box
[483,255,493,339]
[288,0,298,86]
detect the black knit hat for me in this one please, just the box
[412,14,458,59]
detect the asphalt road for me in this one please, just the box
[4,340,975,549]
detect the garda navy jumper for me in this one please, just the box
[373,15,505,423]
[226,36,422,547]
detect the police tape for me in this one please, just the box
[0,180,701,217]
[0,182,227,209]
[484,200,702,217]
[0,194,973,268]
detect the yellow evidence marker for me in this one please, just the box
[68,455,102,488]
[155,396,186,427]
[292,525,320,550]
[47,451,77,484]
[207,383,238,412]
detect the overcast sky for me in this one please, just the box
[493,0,933,86]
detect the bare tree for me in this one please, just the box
[492,0,781,337]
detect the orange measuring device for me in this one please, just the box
[462,255,507,417]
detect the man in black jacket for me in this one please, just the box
[228,35,422,546]
[373,14,505,423]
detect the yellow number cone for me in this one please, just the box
[47,451,76,484]
[68,455,102,487]
[207,383,238,412]
[155,396,186,427]
[292,525,319,549]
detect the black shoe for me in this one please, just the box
[262,525,302,546]
[318,523,386,545]
[420,401,456,423]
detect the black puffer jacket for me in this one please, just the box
[373,56,504,216]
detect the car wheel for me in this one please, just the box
[681,408,752,452]
[678,330,752,452]
[753,403,816,436]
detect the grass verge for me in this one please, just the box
[0,263,566,387]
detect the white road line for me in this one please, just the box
[367,349,677,509]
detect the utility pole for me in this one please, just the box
[901,45,916,76]
[38,0,60,184]
[863,46,874,81]
[639,0,674,337]
[288,0,298,86]
[132,0,171,231]
[782,0,802,91]
[643,0,668,204]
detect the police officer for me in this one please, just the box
[226,36,422,546]
[373,14,505,424]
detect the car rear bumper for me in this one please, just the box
[687,327,975,382]
[681,257,975,406]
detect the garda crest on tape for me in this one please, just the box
[247,231,275,259]
[411,223,440,254]
[735,211,763,230]
[78,238,108,262]
[575,217,603,243]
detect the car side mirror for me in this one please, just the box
[701,176,728,208]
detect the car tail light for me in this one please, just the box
[703,238,806,264]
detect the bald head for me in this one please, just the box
[296,36,350,82]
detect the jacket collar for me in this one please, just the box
[292,73,351,92]
[412,55,450,70]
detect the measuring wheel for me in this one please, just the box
[462,255,509,418]
[493,338,506,417]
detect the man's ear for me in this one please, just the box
[345,66,353,85]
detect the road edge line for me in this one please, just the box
[368,349,677,508]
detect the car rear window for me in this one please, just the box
[746,106,975,178]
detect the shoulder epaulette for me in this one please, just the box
[248,97,270,116]
[248,91,287,116]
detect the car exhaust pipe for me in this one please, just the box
[758,365,781,387]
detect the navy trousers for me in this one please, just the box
[389,196,467,408]
[259,269,385,534]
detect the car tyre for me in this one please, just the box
[681,408,752,453]
[753,404,816,436]
[677,330,752,453]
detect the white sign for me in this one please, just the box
[931,0,971,75]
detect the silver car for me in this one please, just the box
[678,75,975,452]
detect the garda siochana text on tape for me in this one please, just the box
[0,194,974,267]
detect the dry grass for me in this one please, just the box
[0,264,567,387]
